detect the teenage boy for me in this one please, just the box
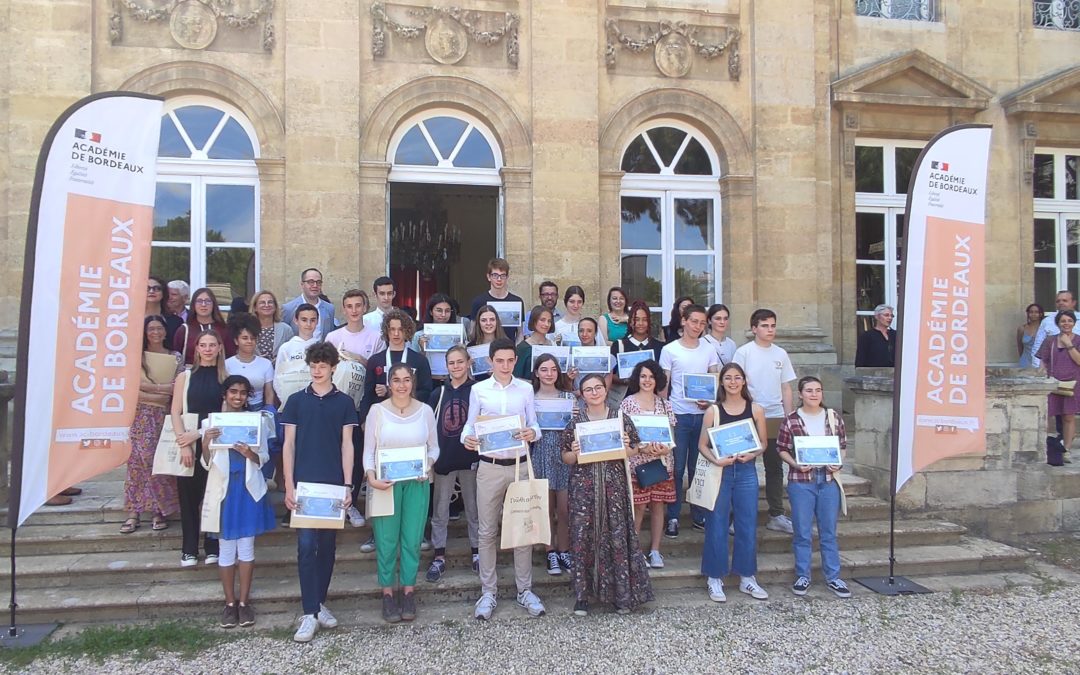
[363,276,397,331]
[326,289,387,526]
[522,281,562,338]
[281,341,357,643]
[282,268,337,340]
[733,309,797,534]
[274,304,319,407]
[659,304,720,537]
[469,258,525,342]
[461,337,545,620]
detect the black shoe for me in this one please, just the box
[558,551,573,572]
[664,518,679,538]
[692,520,705,531]
[426,558,446,583]
[400,591,416,621]
[573,599,588,616]
[382,593,401,624]
[791,576,810,596]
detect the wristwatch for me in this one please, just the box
[344,483,354,489]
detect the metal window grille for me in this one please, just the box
[856,0,937,21]
[1034,1,1080,30]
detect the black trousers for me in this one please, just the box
[176,444,219,557]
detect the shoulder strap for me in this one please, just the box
[180,323,190,363]
[181,369,191,415]
[434,385,447,420]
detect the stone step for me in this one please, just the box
[1,495,892,557]
[0,518,968,589]
[5,536,1031,624]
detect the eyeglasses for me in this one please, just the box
[581,386,606,395]
[193,298,214,306]
[303,279,323,286]
[488,273,508,280]
[147,285,162,292]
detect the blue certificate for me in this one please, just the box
[617,350,655,379]
[684,373,718,401]
[794,436,842,466]
[535,398,574,431]
[707,418,762,457]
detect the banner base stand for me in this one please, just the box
[853,576,932,596]
[0,623,58,649]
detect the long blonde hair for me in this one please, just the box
[191,330,227,383]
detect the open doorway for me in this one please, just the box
[388,182,498,316]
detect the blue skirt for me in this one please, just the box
[219,460,276,540]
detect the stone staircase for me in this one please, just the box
[0,467,1032,624]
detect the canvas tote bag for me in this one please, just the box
[153,370,196,477]
[687,405,724,510]
[500,450,551,549]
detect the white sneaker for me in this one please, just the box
[317,603,338,629]
[293,614,319,643]
[516,589,546,617]
[360,536,376,553]
[180,553,197,568]
[647,550,665,569]
[474,592,497,621]
[204,554,219,566]
[420,537,432,551]
[766,514,794,534]
[740,575,769,600]
[347,506,365,528]
[707,577,726,603]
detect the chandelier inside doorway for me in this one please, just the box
[389,219,462,275]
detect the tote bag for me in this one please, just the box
[500,451,551,550]
[687,404,724,510]
[153,370,196,477]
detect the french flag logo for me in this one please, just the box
[931,160,949,171]
[74,128,102,143]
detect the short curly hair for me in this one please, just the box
[381,308,416,343]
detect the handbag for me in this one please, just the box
[500,451,551,550]
[152,370,196,477]
[1048,343,1077,396]
[634,459,668,488]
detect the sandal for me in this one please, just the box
[151,516,169,531]
[119,517,140,534]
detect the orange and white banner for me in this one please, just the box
[9,93,162,527]
[893,125,992,494]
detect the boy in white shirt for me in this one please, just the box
[733,308,797,535]
[275,304,320,410]
[363,277,396,332]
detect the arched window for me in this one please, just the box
[387,110,502,186]
[619,122,721,327]
[152,97,260,309]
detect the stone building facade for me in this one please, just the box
[0,0,1078,376]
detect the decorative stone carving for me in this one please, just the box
[371,3,520,68]
[109,0,276,52]
[605,18,741,81]
[1021,122,1038,187]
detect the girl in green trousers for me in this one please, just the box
[363,362,440,623]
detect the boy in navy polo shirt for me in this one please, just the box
[282,341,357,643]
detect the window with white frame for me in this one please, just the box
[152,97,260,309]
[387,111,502,186]
[856,0,937,21]
[854,139,924,332]
[1033,149,1080,307]
[619,123,721,331]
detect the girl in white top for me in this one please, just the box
[226,314,276,408]
[555,285,594,346]
[363,362,440,624]
[701,303,737,367]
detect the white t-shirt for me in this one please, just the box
[702,334,737,366]
[797,408,827,436]
[225,355,275,407]
[363,307,387,332]
[659,338,720,415]
[733,341,796,419]
[326,325,385,362]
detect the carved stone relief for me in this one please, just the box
[371,2,519,69]
[1022,121,1038,187]
[605,18,740,81]
[109,0,275,53]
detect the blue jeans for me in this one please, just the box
[667,413,705,524]
[296,528,337,615]
[788,471,842,581]
[701,461,758,579]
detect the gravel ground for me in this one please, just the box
[9,584,1080,674]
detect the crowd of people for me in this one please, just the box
[114,258,852,642]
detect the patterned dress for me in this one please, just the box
[530,391,574,491]
[124,352,183,516]
[564,406,654,609]
[619,394,677,505]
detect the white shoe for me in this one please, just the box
[360,536,376,553]
[180,553,197,568]
[420,537,432,551]
[707,577,726,603]
[204,554,219,566]
[293,614,319,643]
[317,603,338,629]
[347,506,365,528]
[647,550,665,569]
[740,575,769,600]
[516,589,546,617]
[766,514,794,534]
[474,592,497,621]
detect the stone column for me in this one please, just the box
[501,166,534,292]
[358,161,390,287]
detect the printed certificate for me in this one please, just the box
[376,445,428,481]
[628,413,674,446]
[571,346,612,374]
[427,351,449,377]
[468,344,493,377]
[794,436,842,466]
[423,323,465,352]
[290,482,347,529]
[575,416,626,463]
[488,301,523,328]
[535,398,575,431]
[207,412,262,451]
[684,373,718,402]
[616,350,655,379]
[475,414,527,456]
[531,345,570,372]
[707,418,762,458]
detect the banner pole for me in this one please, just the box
[7,527,15,638]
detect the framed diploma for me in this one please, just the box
[574,416,626,463]
[290,482,347,529]
[427,351,449,378]
[571,346,612,374]
[488,301,523,328]
[423,323,465,352]
[207,412,262,451]
[628,413,674,446]
[707,418,762,458]
[535,398,574,431]
[376,445,428,481]
[683,373,718,402]
[531,345,570,372]
[468,344,493,377]
[794,436,842,466]
[474,414,527,456]
[616,350,654,379]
